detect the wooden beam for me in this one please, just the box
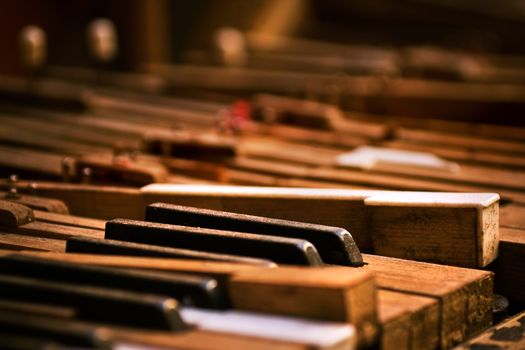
[228,266,377,345]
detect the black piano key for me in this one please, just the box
[146,203,363,266]
[105,218,323,266]
[0,254,226,309]
[66,236,274,266]
[0,299,76,319]
[0,311,112,349]
[0,273,186,331]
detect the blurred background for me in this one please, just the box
[2,0,525,75]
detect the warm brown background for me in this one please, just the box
[1,0,525,76]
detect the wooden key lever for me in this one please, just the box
[1,175,69,214]
[145,203,363,266]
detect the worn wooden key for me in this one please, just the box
[105,218,324,266]
[0,273,186,330]
[377,290,439,350]
[360,254,493,349]
[66,236,275,266]
[145,203,362,266]
[0,254,226,309]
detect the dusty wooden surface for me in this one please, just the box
[454,311,525,350]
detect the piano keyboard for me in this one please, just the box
[0,197,496,349]
[1,7,525,349]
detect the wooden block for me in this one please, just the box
[454,310,525,350]
[494,227,525,303]
[377,290,411,350]
[365,192,500,267]
[361,254,493,349]
[228,266,377,346]
[378,290,439,350]
[0,201,34,227]
[401,294,440,350]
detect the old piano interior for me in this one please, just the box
[0,1,524,349]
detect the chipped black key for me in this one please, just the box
[0,254,226,309]
[105,218,323,266]
[66,236,275,266]
[146,203,363,266]
[0,311,112,350]
[0,273,186,331]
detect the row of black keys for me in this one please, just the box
[0,203,362,349]
[71,202,363,266]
